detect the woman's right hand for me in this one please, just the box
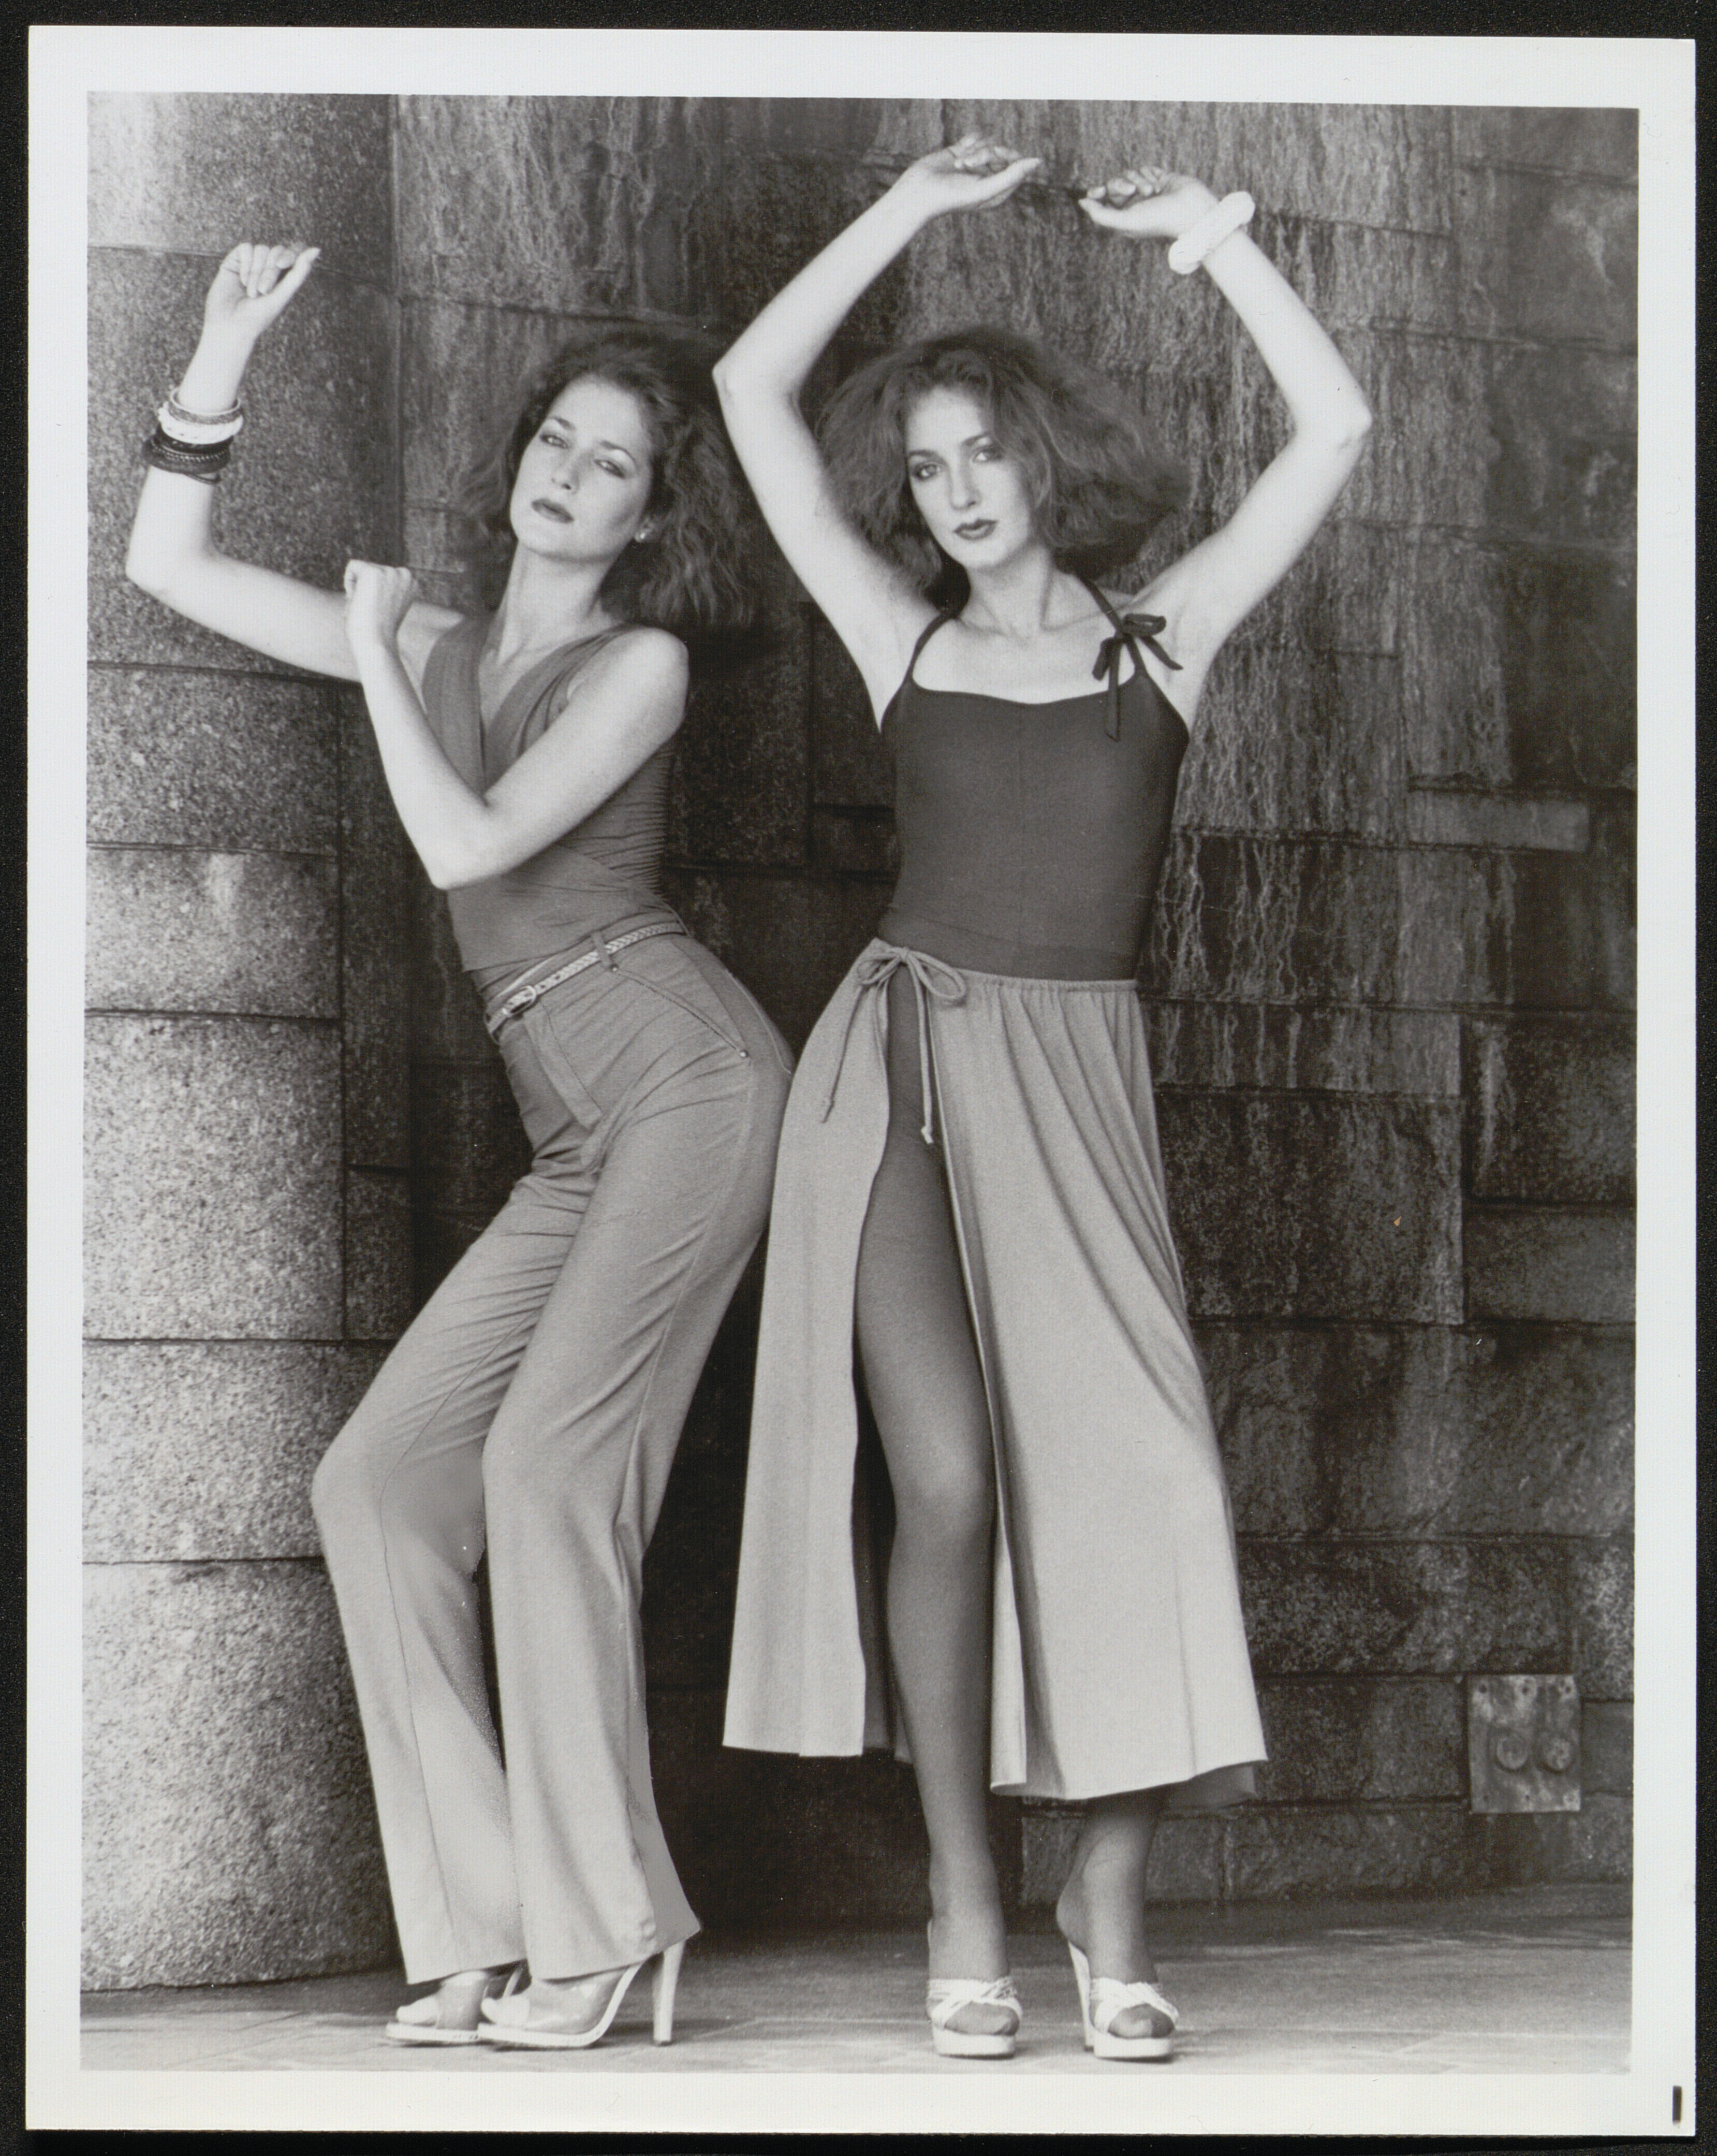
[200,241,321,352]
[890,134,1042,221]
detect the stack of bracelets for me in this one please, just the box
[143,390,245,483]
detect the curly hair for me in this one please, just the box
[458,327,756,639]
[817,325,1187,596]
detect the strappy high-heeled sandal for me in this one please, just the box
[479,1941,684,2050]
[384,1963,524,2046]
[1066,1941,1180,2061]
[926,1973,1023,2058]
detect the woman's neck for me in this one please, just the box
[961,551,1089,645]
[486,548,624,669]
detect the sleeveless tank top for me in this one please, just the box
[877,582,1190,980]
[419,615,677,985]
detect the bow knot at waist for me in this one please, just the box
[821,944,968,1146]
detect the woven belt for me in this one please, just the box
[484,920,685,1039]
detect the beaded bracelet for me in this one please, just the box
[142,425,231,484]
[1167,191,1256,275]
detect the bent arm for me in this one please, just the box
[346,566,687,891]
[124,242,457,681]
[1083,174,1373,703]
[714,138,1039,718]
[1154,226,1374,668]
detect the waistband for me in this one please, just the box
[877,907,1139,984]
[481,916,687,1039]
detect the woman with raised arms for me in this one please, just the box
[127,242,791,2050]
[715,138,1372,2061]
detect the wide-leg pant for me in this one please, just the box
[312,933,791,1985]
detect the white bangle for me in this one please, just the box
[1166,191,1255,275]
[156,399,245,446]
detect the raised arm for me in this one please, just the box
[1079,169,1374,708]
[125,243,454,682]
[713,136,1040,718]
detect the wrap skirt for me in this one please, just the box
[724,939,1265,1804]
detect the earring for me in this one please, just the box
[633,525,653,545]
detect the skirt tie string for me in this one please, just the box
[819,943,968,1146]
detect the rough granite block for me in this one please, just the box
[408,1060,529,1219]
[1453,108,1638,180]
[82,1560,390,1988]
[1020,1806,1220,1909]
[344,1169,415,1344]
[1472,1795,1632,1887]
[1454,167,1636,348]
[712,156,911,350]
[400,297,579,511]
[1203,1323,1633,1539]
[1338,331,1493,531]
[1223,1802,1485,1901]
[1254,1679,1466,1804]
[1148,833,1495,1011]
[1484,344,1636,549]
[659,869,886,1054]
[86,668,337,852]
[83,1340,385,1563]
[83,1014,342,1340]
[941,99,1454,235]
[396,96,726,314]
[1406,793,1591,852]
[1144,1004,1461,1099]
[1571,1537,1633,1698]
[811,809,899,877]
[1399,538,1635,796]
[408,884,495,1062]
[90,252,399,666]
[1156,1091,1463,1322]
[641,1372,747,1690]
[810,614,892,808]
[85,848,338,1019]
[1465,1207,1635,1324]
[340,697,413,1174]
[1179,648,1405,840]
[671,598,810,870]
[1498,546,1636,793]
[1581,1701,1633,1794]
[1149,829,1632,1015]
[88,93,392,269]
[1465,1016,1635,1204]
[1237,1539,1571,1678]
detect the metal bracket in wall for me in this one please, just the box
[1466,1674,1582,1812]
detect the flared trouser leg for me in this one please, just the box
[482,1047,782,1978]
[312,951,788,1985]
[311,1170,591,1982]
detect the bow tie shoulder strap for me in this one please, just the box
[1081,577,1183,739]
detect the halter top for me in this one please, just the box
[419,615,677,984]
[877,583,1190,980]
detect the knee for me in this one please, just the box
[310,1414,384,1548]
[893,1454,995,1560]
[480,1417,558,1527]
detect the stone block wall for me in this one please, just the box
[84,95,1634,1985]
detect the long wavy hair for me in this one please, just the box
[818,325,1187,602]
[459,328,756,639]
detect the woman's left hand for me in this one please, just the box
[1078,167,1219,241]
[343,560,418,653]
